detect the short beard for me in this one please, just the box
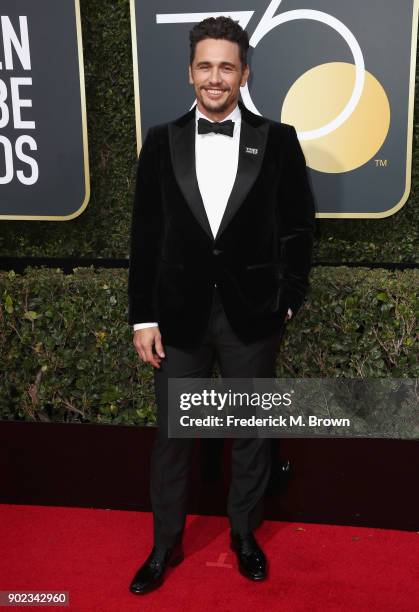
[200,93,232,116]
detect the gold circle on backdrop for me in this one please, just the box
[281,62,391,173]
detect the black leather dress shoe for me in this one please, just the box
[129,542,184,595]
[230,531,267,581]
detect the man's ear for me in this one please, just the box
[188,65,194,85]
[240,63,250,87]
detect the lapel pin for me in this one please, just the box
[245,146,258,155]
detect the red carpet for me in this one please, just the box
[1,504,418,611]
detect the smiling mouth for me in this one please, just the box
[204,88,226,96]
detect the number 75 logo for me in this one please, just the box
[131,0,418,216]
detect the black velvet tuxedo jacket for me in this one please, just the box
[128,99,316,349]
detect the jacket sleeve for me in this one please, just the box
[127,126,163,325]
[277,125,316,317]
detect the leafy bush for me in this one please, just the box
[1,267,416,427]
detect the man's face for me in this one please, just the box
[189,38,249,118]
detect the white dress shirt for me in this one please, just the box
[133,104,292,331]
[195,104,241,237]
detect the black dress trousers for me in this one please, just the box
[151,286,283,548]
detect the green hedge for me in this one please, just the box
[0,267,416,426]
[0,0,417,262]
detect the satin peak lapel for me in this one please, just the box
[168,112,213,239]
[215,114,269,240]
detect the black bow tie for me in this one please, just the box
[197,117,235,137]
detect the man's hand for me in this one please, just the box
[133,326,165,369]
[284,308,293,322]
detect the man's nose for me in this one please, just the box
[208,69,222,84]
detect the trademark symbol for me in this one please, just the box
[374,159,388,167]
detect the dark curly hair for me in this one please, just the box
[189,16,249,68]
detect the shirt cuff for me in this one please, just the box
[133,322,158,330]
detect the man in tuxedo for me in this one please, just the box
[128,16,315,594]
